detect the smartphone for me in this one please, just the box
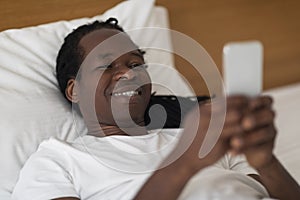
[222,41,263,97]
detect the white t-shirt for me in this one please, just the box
[12,129,269,200]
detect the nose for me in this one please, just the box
[114,65,136,81]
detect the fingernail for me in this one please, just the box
[231,137,244,149]
[242,117,254,131]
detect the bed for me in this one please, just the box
[0,0,299,199]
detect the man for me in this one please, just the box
[12,18,300,200]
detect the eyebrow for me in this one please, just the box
[99,53,113,60]
[131,50,145,60]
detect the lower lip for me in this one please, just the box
[111,94,142,104]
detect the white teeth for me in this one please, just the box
[112,91,139,97]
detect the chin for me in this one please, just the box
[112,115,145,128]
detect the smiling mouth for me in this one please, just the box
[111,90,142,97]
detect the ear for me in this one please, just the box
[65,79,79,103]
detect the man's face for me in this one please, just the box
[76,28,151,129]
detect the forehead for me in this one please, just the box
[79,28,138,57]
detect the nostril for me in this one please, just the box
[114,67,137,81]
[119,76,127,80]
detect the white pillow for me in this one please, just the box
[0,0,192,197]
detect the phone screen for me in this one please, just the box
[223,41,263,97]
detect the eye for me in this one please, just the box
[129,63,148,69]
[96,64,113,69]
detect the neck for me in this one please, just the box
[87,123,148,137]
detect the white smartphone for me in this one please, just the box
[223,41,263,97]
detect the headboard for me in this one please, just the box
[1,0,300,95]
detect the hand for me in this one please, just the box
[177,96,248,172]
[230,96,277,170]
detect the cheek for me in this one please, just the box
[79,72,110,108]
[94,73,114,114]
[141,71,152,99]
[94,88,114,124]
[137,69,151,84]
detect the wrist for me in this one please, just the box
[174,154,208,177]
[256,154,278,173]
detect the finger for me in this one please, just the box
[242,124,277,149]
[230,135,244,152]
[225,109,243,124]
[222,124,243,138]
[248,96,273,111]
[242,141,275,168]
[242,108,275,131]
[230,131,274,156]
[244,141,274,156]
[229,124,276,151]
[227,95,249,109]
[203,95,248,115]
[221,96,249,125]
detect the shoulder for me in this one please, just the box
[35,136,88,155]
[21,137,81,173]
[12,138,80,199]
[30,137,72,159]
[38,137,73,150]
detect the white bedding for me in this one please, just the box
[264,82,300,183]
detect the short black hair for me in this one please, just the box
[56,18,124,102]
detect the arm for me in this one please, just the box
[255,156,300,200]
[134,96,249,200]
[231,96,300,199]
[248,156,300,200]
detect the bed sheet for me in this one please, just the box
[264,82,300,183]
